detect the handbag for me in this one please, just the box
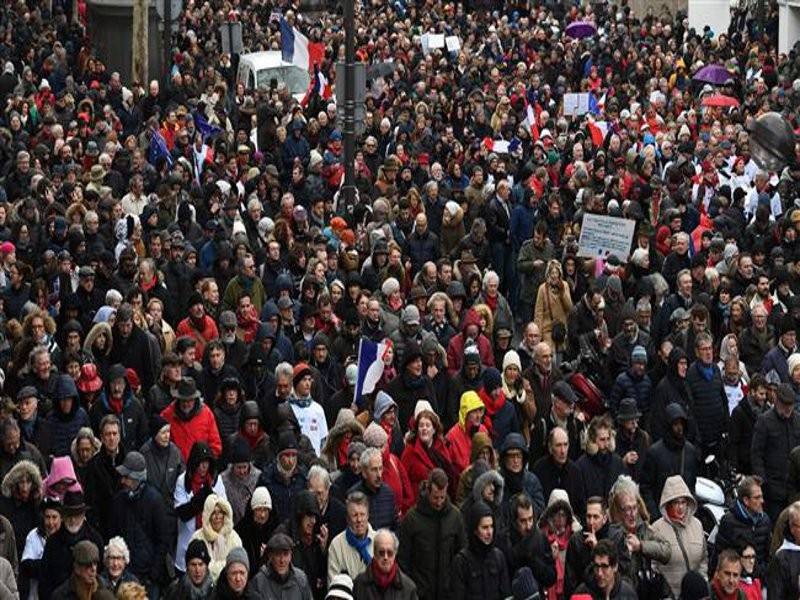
[636,558,674,600]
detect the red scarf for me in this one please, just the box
[666,504,684,523]
[484,293,498,314]
[238,306,260,343]
[479,388,505,438]
[241,427,265,450]
[336,433,352,468]
[712,578,740,600]
[108,395,124,415]
[191,471,212,528]
[545,527,570,599]
[140,275,157,294]
[371,559,398,590]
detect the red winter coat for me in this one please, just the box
[161,399,222,461]
[175,315,219,361]
[401,436,455,504]
[446,309,495,376]
[383,448,413,517]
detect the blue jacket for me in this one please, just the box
[349,479,398,531]
[610,369,653,417]
[761,344,792,383]
[510,202,537,253]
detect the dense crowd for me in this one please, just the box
[0,0,798,598]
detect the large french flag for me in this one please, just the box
[587,119,608,146]
[353,338,389,408]
[280,17,324,71]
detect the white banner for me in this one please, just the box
[577,213,636,262]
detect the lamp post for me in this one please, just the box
[341,0,357,206]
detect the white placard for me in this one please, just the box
[577,213,636,262]
[428,34,445,48]
[445,36,461,52]
[563,92,590,116]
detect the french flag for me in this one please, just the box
[353,339,389,408]
[523,90,540,141]
[301,66,332,107]
[280,17,325,71]
[589,92,606,116]
[587,119,608,146]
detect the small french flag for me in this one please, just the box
[280,17,325,71]
[354,339,390,408]
[587,119,608,146]
[301,66,333,107]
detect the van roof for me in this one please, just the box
[239,51,292,70]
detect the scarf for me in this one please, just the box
[140,274,157,293]
[371,559,398,590]
[711,578,740,600]
[191,471,212,528]
[402,371,427,390]
[698,362,715,382]
[388,296,404,312]
[108,394,124,415]
[484,293,498,314]
[289,392,312,409]
[545,528,569,599]
[337,434,352,468]
[241,427,265,450]
[345,527,372,564]
[186,573,213,600]
[666,504,685,523]
[480,388,506,418]
[238,305,260,343]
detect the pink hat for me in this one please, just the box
[0,242,15,255]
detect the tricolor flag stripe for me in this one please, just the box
[354,339,388,408]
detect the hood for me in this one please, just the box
[586,429,617,456]
[2,459,42,498]
[466,499,494,536]
[293,489,320,523]
[540,488,580,530]
[323,409,363,456]
[472,469,504,505]
[186,442,216,482]
[470,431,495,464]
[665,402,688,424]
[659,475,697,520]
[201,494,234,538]
[458,391,485,429]
[500,432,529,460]
[668,346,688,378]
[43,456,82,497]
[461,308,482,334]
[84,322,113,357]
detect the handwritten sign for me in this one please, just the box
[563,92,590,116]
[445,36,461,52]
[577,213,636,262]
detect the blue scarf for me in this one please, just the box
[345,527,372,564]
[698,362,715,382]
[733,499,766,525]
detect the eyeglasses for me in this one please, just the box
[376,549,395,557]
[593,562,613,571]
[741,554,756,560]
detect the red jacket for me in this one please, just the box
[175,315,219,361]
[445,423,488,474]
[383,449,413,517]
[401,436,455,504]
[446,309,495,376]
[161,399,222,461]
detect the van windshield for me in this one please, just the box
[256,66,310,95]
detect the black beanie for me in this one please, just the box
[679,570,709,600]
[185,539,211,565]
[229,436,252,465]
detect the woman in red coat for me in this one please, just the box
[401,401,458,503]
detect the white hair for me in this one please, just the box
[308,464,331,489]
[104,536,130,564]
[105,289,123,305]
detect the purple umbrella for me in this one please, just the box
[693,64,734,85]
[565,21,597,39]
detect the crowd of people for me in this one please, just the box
[0,0,798,598]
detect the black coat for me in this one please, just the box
[108,482,170,582]
[576,451,625,500]
[768,539,800,600]
[398,490,467,600]
[39,521,104,599]
[751,407,800,512]
[715,502,772,579]
[507,526,557,591]
[110,326,157,392]
[649,374,700,444]
[84,449,125,539]
[349,479,398,531]
[685,362,730,452]
[639,433,701,519]
[728,398,763,474]
[532,456,586,517]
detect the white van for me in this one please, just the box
[237,51,311,102]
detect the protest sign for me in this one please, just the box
[577,213,636,262]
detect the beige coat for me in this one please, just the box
[190,494,243,581]
[534,279,573,351]
[651,475,708,598]
[327,525,375,585]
